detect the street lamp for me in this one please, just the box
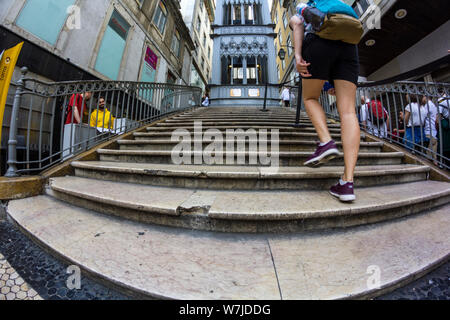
[278,48,286,61]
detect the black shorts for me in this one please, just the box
[302,34,360,85]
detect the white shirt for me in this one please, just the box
[360,103,388,138]
[405,103,426,127]
[281,88,290,101]
[202,97,209,107]
[422,100,438,138]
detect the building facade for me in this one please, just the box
[0,0,197,174]
[271,0,299,88]
[274,0,450,84]
[209,0,280,107]
[0,0,195,85]
[180,0,216,92]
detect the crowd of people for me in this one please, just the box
[358,93,449,166]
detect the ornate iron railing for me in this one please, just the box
[318,81,450,170]
[3,67,202,176]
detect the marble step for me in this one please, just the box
[45,176,449,233]
[7,193,450,299]
[117,139,383,152]
[72,161,429,190]
[169,116,322,122]
[96,149,405,166]
[147,125,342,133]
[156,121,341,129]
[185,108,297,114]
[134,131,367,142]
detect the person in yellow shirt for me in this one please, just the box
[90,96,115,130]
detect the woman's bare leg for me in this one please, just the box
[334,80,360,182]
[302,79,331,144]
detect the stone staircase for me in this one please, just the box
[7,107,450,299]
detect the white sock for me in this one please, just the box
[339,178,352,185]
[319,140,331,147]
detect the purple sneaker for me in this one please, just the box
[330,181,356,202]
[304,140,339,167]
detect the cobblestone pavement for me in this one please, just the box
[0,220,129,300]
[0,220,448,300]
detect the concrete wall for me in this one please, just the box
[368,20,450,81]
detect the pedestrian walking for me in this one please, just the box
[392,111,405,142]
[360,96,390,139]
[404,94,427,151]
[202,93,210,107]
[281,87,291,108]
[290,0,363,202]
[421,96,439,165]
[437,93,450,166]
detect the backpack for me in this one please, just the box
[308,0,359,18]
[368,100,388,123]
[307,0,363,44]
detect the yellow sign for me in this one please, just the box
[0,42,24,145]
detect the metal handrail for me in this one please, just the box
[315,80,450,170]
[3,67,202,177]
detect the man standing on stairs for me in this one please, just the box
[290,1,361,202]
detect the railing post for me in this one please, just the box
[5,67,28,177]
[261,82,269,112]
[293,77,302,127]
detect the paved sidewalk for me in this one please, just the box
[0,220,448,300]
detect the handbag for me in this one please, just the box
[316,13,364,44]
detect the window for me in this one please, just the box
[197,17,201,33]
[274,12,278,25]
[171,30,180,57]
[278,31,283,47]
[282,58,286,70]
[277,64,280,81]
[232,5,241,24]
[195,41,200,58]
[247,57,257,85]
[16,0,75,45]
[232,57,244,84]
[287,35,292,56]
[95,10,131,80]
[244,4,254,25]
[203,33,207,47]
[282,12,288,29]
[153,1,167,34]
